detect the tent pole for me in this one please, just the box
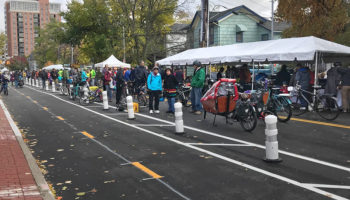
[252,60,255,90]
[314,52,318,97]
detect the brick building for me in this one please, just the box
[4,0,61,57]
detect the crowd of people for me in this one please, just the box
[1,60,349,114]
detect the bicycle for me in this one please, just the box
[291,84,340,121]
[70,81,83,101]
[79,84,103,106]
[177,83,191,107]
[136,85,148,107]
[249,81,292,122]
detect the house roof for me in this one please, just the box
[170,23,189,32]
[189,5,267,28]
[260,21,290,32]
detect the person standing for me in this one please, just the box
[295,64,311,108]
[115,67,125,111]
[174,67,184,85]
[190,61,205,115]
[325,63,341,97]
[337,65,350,112]
[147,66,162,114]
[163,68,179,114]
[104,67,113,102]
[90,68,96,86]
[275,65,291,86]
[41,70,47,90]
[217,67,224,81]
[134,61,148,92]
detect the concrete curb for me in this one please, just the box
[0,100,55,200]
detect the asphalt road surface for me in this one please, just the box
[1,85,350,200]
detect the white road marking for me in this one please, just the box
[134,124,174,127]
[24,86,349,200]
[302,184,350,190]
[187,143,254,147]
[0,100,22,137]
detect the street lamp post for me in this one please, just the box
[271,0,274,40]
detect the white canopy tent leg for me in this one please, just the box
[252,60,255,90]
[314,52,319,97]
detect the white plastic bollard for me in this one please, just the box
[52,82,56,93]
[36,79,39,87]
[174,102,184,134]
[45,81,49,91]
[83,87,89,103]
[263,115,282,163]
[102,91,109,110]
[126,96,135,120]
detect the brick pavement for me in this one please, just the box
[0,105,42,200]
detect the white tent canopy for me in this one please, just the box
[95,55,131,68]
[157,36,350,66]
[1,68,9,73]
[42,64,64,70]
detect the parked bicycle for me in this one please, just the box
[136,85,148,107]
[79,85,103,106]
[291,84,340,120]
[177,83,191,107]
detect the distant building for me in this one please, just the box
[165,23,189,57]
[187,5,289,49]
[4,0,61,57]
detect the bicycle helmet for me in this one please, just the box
[193,60,201,67]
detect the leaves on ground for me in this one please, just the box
[57,149,64,152]
[76,192,86,196]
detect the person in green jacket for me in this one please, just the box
[90,68,96,86]
[190,60,205,115]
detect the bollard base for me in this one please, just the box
[103,108,109,111]
[175,132,185,135]
[263,158,282,163]
[127,117,135,120]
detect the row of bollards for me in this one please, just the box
[27,80,281,163]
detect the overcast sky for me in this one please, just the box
[0,0,275,33]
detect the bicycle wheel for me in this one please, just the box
[239,104,257,132]
[79,96,90,106]
[138,94,148,107]
[291,96,307,116]
[273,97,292,122]
[316,95,340,121]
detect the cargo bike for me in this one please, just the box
[201,79,258,132]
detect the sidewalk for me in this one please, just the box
[0,102,42,200]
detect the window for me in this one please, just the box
[236,32,243,43]
[261,34,269,41]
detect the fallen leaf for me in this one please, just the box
[104,171,109,173]
[65,181,72,184]
[152,152,157,155]
[50,157,55,160]
[57,149,64,152]
[76,192,85,196]
[62,186,67,191]
[97,156,103,159]
[160,152,166,155]
[90,188,97,193]
[56,183,63,186]
[41,160,48,163]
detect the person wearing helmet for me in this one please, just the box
[190,61,205,115]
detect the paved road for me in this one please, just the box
[1,85,350,200]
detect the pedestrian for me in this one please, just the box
[115,67,125,111]
[174,67,184,85]
[90,67,96,86]
[217,67,224,81]
[14,71,19,88]
[0,71,10,95]
[190,61,205,115]
[163,67,178,114]
[275,65,291,86]
[239,64,251,91]
[325,62,341,97]
[295,64,311,109]
[51,69,58,85]
[41,70,47,90]
[104,67,113,101]
[337,65,350,112]
[147,66,162,114]
[134,61,148,95]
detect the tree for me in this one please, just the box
[276,0,349,42]
[108,0,177,64]
[0,33,7,56]
[33,20,68,68]
[6,56,28,71]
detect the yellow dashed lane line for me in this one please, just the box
[81,131,95,139]
[289,117,350,130]
[132,162,163,179]
[56,116,64,121]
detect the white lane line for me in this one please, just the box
[105,113,128,116]
[302,184,350,190]
[134,124,174,127]
[25,86,349,200]
[187,143,254,147]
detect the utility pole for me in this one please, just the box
[123,26,126,62]
[71,45,74,65]
[201,0,209,47]
[271,0,274,40]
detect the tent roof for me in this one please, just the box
[42,64,64,70]
[95,55,131,68]
[156,36,350,66]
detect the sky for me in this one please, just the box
[0,0,275,33]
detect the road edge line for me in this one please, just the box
[0,99,55,200]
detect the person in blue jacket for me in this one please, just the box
[147,66,162,114]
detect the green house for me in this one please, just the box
[187,5,289,49]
